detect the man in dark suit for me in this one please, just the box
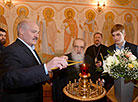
[108,24,138,58]
[0,28,7,53]
[52,38,92,102]
[0,19,68,102]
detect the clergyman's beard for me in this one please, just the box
[95,40,100,46]
[0,39,6,45]
[71,49,84,68]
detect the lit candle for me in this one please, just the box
[80,64,88,75]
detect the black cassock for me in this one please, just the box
[52,53,92,102]
[85,44,107,83]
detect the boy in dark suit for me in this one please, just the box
[108,24,138,58]
[107,24,138,94]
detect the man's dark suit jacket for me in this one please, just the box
[0,39,50,102]
[108,41,138,58]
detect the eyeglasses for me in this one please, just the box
[74,45,84,49]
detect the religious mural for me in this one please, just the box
[38,7,59,60]
[80,10,98,47]
[13,6,29,41]
[114,0,132,6]
[0,5,9,46]
[0,0,138,61]
[124,13,135,43]
[62,8,78,53]
[102,11,115,46]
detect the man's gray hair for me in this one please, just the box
[17,19,29,36]
[72,38,86,48]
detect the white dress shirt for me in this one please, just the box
[18,38,48,75]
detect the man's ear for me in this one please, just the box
[19,27,24,35]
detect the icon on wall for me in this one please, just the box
[13,6,29,41]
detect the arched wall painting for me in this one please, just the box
[0,5,9,46]
[0,0,138,62]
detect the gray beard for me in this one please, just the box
[71,50,84,68]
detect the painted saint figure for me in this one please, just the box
[62,8,78,53]
[102,11,115,46]
[39,8,59,60]
[80,10,98,47]
[0,5,9,46]
[124,13,135,43]
[13,6,29,41]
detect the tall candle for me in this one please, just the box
[80,64,88,75]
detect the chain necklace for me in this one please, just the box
[93,45,101,63]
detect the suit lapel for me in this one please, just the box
[16,39,42,64]
[114,44,116,50]
[124,41,128,48]
[33,49,42,64]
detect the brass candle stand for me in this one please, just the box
[63,73,106,101]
